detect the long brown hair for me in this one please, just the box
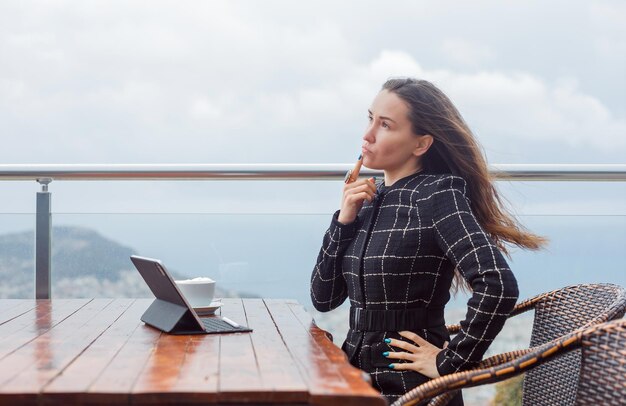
[382,78,547,292]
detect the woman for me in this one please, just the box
[310,78,546,404]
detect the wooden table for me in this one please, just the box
[0,298,385,405]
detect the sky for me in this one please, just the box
[0,0,624,216]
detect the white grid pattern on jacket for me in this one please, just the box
[311,172,519,379]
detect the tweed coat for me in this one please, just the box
[310,171,519,402]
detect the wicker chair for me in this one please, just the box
[392,318,626,406]
[393,283,626,406]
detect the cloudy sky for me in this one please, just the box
[0,0,624,216]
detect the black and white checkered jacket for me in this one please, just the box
[311,171,519,401]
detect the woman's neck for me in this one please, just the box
[384,160,423,187]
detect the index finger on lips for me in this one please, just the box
[345,155,363,184]
[386,338,419,354]
[352,155,363,178]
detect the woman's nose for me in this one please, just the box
[362,124,375,143]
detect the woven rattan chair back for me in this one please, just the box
[393,318,626,406]
[575,318,626,405]
[396,284,626,406]
[521,283,626,406]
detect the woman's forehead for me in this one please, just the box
[370,90,410,122]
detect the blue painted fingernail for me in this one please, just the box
[388,364,394,369]
[383,351,389,357]
[358,154,362,160]
[384,338,391,343]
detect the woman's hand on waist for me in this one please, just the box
[383,331,448,379]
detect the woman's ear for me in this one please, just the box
[413,134,434,157]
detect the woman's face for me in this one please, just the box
[361,90,421,171]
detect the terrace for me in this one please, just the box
[0,163,624,405]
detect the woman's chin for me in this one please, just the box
[363,158,381,170]
[363,155,382,170]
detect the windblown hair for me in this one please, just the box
[382,78,547,292]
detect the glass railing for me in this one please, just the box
[1,212,623,331]
[0,213,35,298]
[46,213,331,301]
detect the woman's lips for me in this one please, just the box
[361,147,371,154]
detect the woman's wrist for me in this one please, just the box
[337,213,355,225]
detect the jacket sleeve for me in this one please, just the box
[310,210,360,312]
[432,175,519,375]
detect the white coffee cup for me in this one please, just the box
[175,277,216,308]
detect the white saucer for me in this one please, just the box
[193,302,223,316]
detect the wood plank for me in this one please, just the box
[0,300,36,324]
[1,299,128,395]
[243,298,308,402]
[0,299,91,370]
[164,334,220,402]
[287,302,386,406]
[130,332,194,404]
[83,299,159,406]
[216,298,265,403]
[0,299,91,405]
[0,302,37,329]
[264,300,349,397]
[41,299,141,403]
[0,299,92,362]
[0,299,111,405]
[264,299,385,406]
[130,299,260,405]
[0,299,22,313]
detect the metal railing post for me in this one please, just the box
[35,178,52,299]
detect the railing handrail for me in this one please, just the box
[0,163,625,181]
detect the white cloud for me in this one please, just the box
[0,0,624,168]
[441,38,496,68]
[189,98,222,120]
[428,69,626,151]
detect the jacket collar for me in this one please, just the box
[378,169,426,195]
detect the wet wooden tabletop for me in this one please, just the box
[0,298,385,405]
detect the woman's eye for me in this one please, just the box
[382,121,389,129]
[368,115,373,122]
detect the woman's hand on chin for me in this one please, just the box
[383,331,448,379]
